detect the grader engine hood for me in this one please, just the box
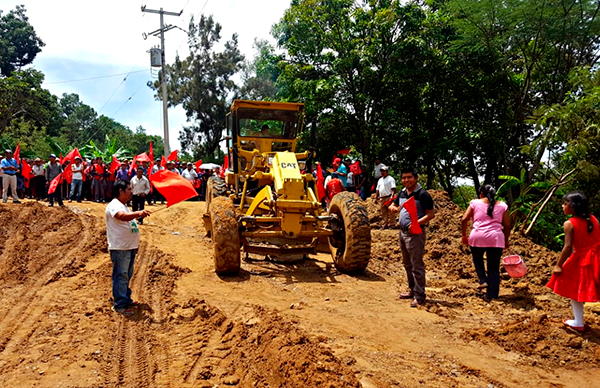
[272,152,303,199]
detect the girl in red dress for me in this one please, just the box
[547,192,600,332]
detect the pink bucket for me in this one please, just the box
[502,254,528,278]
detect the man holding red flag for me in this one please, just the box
[106,180,151,316]
[389,167,435,308]
[45,154,64,207]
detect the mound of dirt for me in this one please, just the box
[464,312,600,365]
[0,202,107,285]
[367,190,600,368]
[167,300,361,387]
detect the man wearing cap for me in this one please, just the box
[1,150,20,203]
[389,167,435,307]
[333,158,347,178]
[166,161,180,175]
[45,154,64,207]
[375,166,396,229]
[181,162,198,184]
[32,157,46,200]
[69,156,84,202]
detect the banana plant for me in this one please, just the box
[80,135,132,162]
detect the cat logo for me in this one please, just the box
[280,162,297,169]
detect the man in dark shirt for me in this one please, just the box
[389,167,435,307]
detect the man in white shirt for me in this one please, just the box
[106,180,150,316]
[373,156,384,195]
[375,165,396,229]
[130,167,151,225]
[69,156,84,202]
[31,157,46,200]
[181,162,198,184]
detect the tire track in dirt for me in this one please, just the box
[102,238,176,388]
[0,213,94,362]
[104,241,153,388]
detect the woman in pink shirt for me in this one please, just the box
[461,185,511,299]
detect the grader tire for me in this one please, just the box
[209,196,241,275]
[205,175,227,213]
[328,192,371,273]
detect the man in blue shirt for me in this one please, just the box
[1,150,20,203]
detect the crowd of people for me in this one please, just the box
[0,149,219,207]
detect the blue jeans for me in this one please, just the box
[110,249,137,309]
[70,179,83,201]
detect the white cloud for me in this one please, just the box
[1,0,291,152]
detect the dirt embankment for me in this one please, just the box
[366,190,600,368]
[0,202,107,285]
[0,203,360,388]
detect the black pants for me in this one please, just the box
[48,185,64,206]
[32,176,46,199]
[470,246,503,299]
[132,195,145,224]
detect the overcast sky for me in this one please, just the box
[0,0,291,153]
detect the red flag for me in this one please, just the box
[61,148,82,164]
[149,170,197,207]
[224,155,229,170]
[161,155,167,168]
[147,161,154,178]
[194,159,203,173]
[109,156,120,174]
[336,149,351,155]
[48,173,62,194]
[63,163,73,184]
[136,152,151,163]
[400,196,423,235]
[149,142,154,162]
[350,161,362,175]
[13,142,20,163]
[128,156,137,176]
[21,159,32,188]
[316,163,326,201]
[167,150,178,161]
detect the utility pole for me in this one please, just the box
[142,5,182,156]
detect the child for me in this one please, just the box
[547,191,600,332]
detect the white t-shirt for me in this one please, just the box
[376,175,396,197]
[105,199,140,250]
[71,163,84,180]
[181,169,197,182]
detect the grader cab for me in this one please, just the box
[203,100,371,275]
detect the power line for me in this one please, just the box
[46,70,147,85]
[175,0,210,53]
[181,0,193,13]
[98,57,145,114]
[111,83,146,118]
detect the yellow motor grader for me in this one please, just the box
[203,100,371,275]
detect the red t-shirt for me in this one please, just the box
[326,179,344,200]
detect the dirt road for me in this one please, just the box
[0,194,598,387]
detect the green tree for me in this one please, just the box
[444,0,600,189]
[0,5,44,76]
[273,0,437,175]
[0,69,57,134]
[151,15,244,161]
[240,39,281,100]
